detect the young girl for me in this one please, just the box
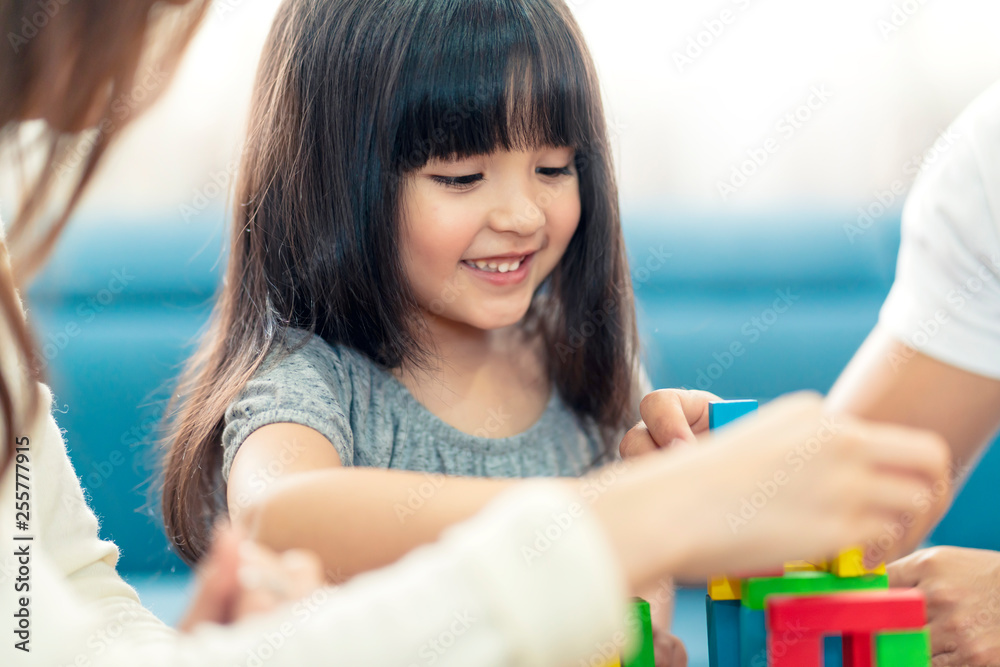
[158,9,947,666]
[163,0,646,568]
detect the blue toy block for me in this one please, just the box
[706,595,740,667]
[739,605,766,667]
[709,400,759,430]
[823,635,843,667]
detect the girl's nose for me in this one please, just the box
[487,185,546,236]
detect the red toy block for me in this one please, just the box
[767,591,926,667]
[843,633,873,667]
[767,589,926,635]
[769,633,824,667]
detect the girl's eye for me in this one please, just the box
[431,174,483,189]
[537,165,574,178]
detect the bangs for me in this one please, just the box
[390,0,595,171]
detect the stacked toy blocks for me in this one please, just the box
[601,598,652,667]
[705,400,931,667]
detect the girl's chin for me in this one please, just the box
[429,304,532,332]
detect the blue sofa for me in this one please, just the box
[27,205,1000,664]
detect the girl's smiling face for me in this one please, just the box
[400,146,581,332]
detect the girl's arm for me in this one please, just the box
[229,393,952,588]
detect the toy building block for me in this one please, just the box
[706,596,740,667]
[766,590,927,667]
[785,559,828,573]
[824,635,844,667]
[739,604,766,667]
[742,572,888,610]
[842,634,872,667]
[708,400,759,430]
[733,567,784,579]
[830,547,886,578]
[709,575,742,601]
[875,628,930,666]
[600,659,621,667]
[767,589,925,634]
[621,598,654,667]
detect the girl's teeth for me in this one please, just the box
[464,257,524,273]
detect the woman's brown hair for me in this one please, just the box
[162,0,640,565]
[0,0,208,480]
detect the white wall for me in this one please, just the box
[4,0,1000,220]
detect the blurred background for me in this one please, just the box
[2,1,1000,664]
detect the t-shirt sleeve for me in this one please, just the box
[878,82,1000,379]
[221,332,354,481]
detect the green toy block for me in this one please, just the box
[741,571,888,610]
[621,598,654,667]
[875,628,930,666]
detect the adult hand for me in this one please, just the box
[600,393,953,585]
[889,546,1000,666]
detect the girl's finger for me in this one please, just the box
[638,390,707,446]
[619,423,659,458]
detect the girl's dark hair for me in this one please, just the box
[0,0,208,482]
[162,0,639,564]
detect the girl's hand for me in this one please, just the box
[619,389,720,458]
[888,547,1000,666]
[178,523,326,631]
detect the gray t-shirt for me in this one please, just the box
[221,329,638,482]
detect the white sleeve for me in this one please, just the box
[879,81,1000,379]
[0,382,177,665]
[4,480,629,666]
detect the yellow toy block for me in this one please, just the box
[601,658,621,667]
[830,547,886,577]
[785,559,828,573]
[708,575,742,600]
